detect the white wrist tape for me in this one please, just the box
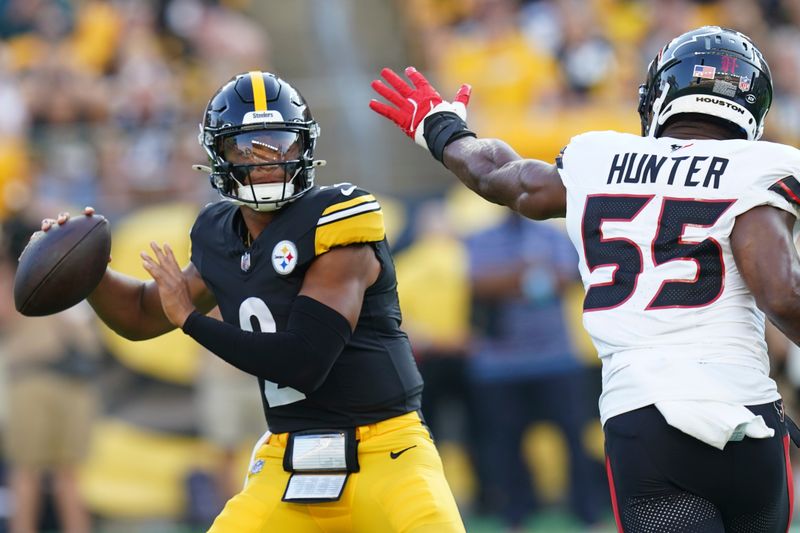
[413,100,468,148]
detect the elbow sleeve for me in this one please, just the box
[182,296,352,393]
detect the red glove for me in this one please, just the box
[370,67,471,148]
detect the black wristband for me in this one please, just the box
[422,111,476,164]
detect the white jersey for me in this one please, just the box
[558,131,800,424]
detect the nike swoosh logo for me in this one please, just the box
[390,445,417,459]
[341,185,357,196]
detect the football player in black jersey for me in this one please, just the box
[45,72,465,532]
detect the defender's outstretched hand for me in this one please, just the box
[370,67,472,158]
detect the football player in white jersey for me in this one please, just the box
[371,26,800,532]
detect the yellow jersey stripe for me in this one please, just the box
[320,194,377,217]
[249,71,267,111]
[315,209,385,255]
[318,199,380,226]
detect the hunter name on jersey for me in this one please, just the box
[190,184,423,433]
[606,152,729,189]
[558,130,800,424]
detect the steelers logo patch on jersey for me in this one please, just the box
[272,240,299,275]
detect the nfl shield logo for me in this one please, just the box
[241,251,251,272]
[250,459,264,475]
[738,76,751,92]
[272,240,298,275]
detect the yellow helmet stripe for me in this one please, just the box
[248,71,268,111]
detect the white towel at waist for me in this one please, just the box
[655,400,774,450]
[243,430,272,488]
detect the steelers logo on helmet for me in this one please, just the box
[638,26,773,141]
[198,71,324,212]
[272,240,298,275]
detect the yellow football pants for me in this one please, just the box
[207,411,465,533]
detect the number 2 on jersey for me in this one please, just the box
[582,195,734,311]
[239,297,307,407]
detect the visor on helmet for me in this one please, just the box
[217,129,307,212]
[220,130,302,166]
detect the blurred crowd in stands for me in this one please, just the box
[0,0,800,531]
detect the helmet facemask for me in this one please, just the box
[208,127,314,212]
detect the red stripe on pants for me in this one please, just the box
[784,433,794,533]
[606,455,623,532]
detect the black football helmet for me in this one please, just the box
[638,26,773,140]
[198,71,323,211]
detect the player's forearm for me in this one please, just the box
[443,138,560,220]
[87,269,175,340]
[767,316,800,348]
[744,255,800,345]
[732,207,800,346]
[757,283,800,346]
[443,137,521,205]
[181,296,351,393]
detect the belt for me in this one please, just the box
[268,410,422,447]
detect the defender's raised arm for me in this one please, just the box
[370,67,566,220]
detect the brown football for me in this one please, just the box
[14,213,111,316]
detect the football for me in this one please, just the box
[14,213,112,316]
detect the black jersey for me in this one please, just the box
[190,184,423,433]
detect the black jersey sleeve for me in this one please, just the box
[182,296,352,393]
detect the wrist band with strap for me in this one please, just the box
[422,111,476,164]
